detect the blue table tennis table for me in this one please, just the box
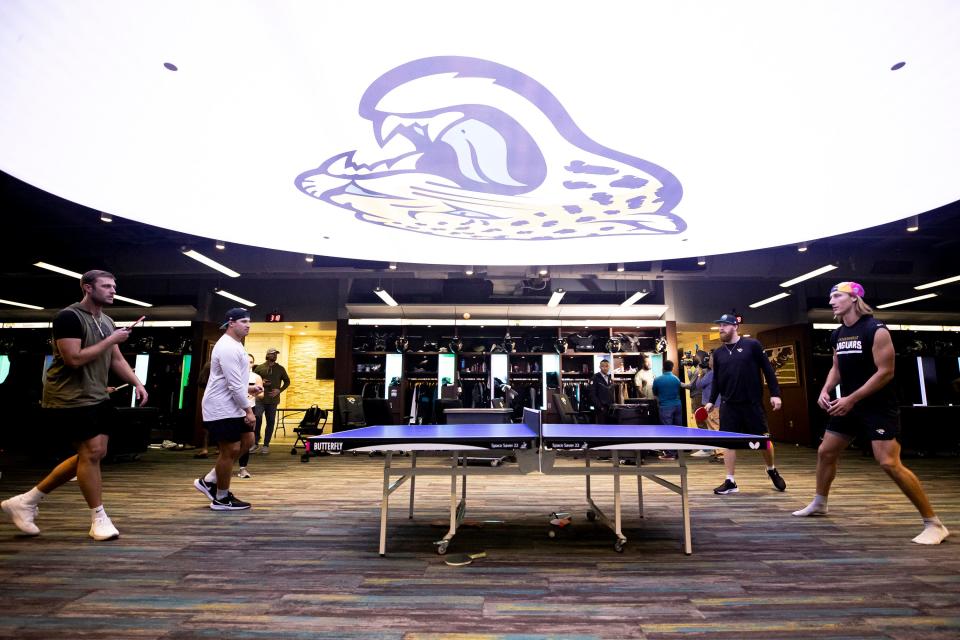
[308,409,769,556]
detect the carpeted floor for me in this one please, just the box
[0,442,958,639]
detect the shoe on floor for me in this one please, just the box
[237,467,252,479]
[768,468,787,492]
[1,495,40,536]
[708,455,725,463]
[210,493,251,511]
[248,444,261,454]
[714,479,739,495]
[89,516,119,541]
[690,450,711,458]
[193,477,217,501]
[259,446,270,454]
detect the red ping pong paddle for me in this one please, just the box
[694,406,709,422]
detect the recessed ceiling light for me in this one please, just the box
[616,263,625,272]
[538,267,549,276]
[779,264,838,288]
[214,288,256,306]
[876,293,937,309]
[215,240,226,250]
[697,256,706,266]
[906,215,919,232]
[182,248,241,277]
[305,254,314,263]
[915,274,960,290]
[749,292,791,308]
[389,262,397,270]
[0,298,44,310]
[797,242,808,252]
[99,212,113,223]
[34,262,82,278]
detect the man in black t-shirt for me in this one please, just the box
[1,270,148,541]
[704,314,786,495]
[793,282,948,544]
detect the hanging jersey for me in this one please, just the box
[831,316,897,410]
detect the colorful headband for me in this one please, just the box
[831,281,865,298]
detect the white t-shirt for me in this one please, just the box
[202,334,253,421]
[634,368,655,399]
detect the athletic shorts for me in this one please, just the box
[44,400,116,443]
[203,417,253,443]
[827,407,900,441]
[719,402,769,436]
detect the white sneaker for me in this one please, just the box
[89,516,120,541]
[1,495,40,536]
[249,444,261,454]
[259,446,270,454]
[690,450,711,458]
[237,467,252,479]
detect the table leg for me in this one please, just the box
[679,452,692,555]
[379,452,393,556]
[408,452,417,519]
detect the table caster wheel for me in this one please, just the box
[548,529,557,539]
[586,510,596,522]
[614,540,625,553]
[290,447,297,455]
[300,454,310,463]
[435,541,449,555]
[490,458,500,467]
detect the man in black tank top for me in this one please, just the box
[792,282,949,544]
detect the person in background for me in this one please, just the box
[793,282,948,545]
[236,354,264,479]
[686,359,718,459]
[2,270,148,541]
[591,359,614,422]
[653,360,684,460]
[251,348,291,454]
[633,354,655,399]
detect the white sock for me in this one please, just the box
[793,494,828,517]
[913,518,949,545]
[726,475,735,483]
[23,487,47,506]
[216,489,228,500]
[204,469,217,483]
[766,465,776,471]
[91,505,106,521]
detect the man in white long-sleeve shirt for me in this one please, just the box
[193,308,259,510]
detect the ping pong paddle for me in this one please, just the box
[443,551,486,566]
[694,406,709,422]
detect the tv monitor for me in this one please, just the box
[316,357,336,379]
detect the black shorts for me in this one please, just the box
[827,407,900,441]
[203,417,253,443]
[719,402,769,436]
[44,401,116,444]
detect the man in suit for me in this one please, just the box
[591,358,614,422]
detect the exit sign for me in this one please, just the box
[266,312,283,322]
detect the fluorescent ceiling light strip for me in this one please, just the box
[875,293,937,309]
[347,319,403,326]
[113,294,153,307]
[115,320,192,328]
[749,292,791,308]
[547,290,565,307]
[559,319,666,328]
[0,298,44,310]
[1,322,52,329]
[215,289,256,307]
[182,250,241,278]
[812,323,839,330]
[620,291,648,307]
[33,262,83,278]
[779,264,838,288]
[374,288,399,307]
[915,274,960,290]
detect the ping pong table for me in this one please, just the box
[308,409,768,556]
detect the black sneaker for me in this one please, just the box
[210,493,251,511]
[768,468,787,492]
[714,479,739,495]
[193,477,216,501]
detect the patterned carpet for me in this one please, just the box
[0,442,958,639]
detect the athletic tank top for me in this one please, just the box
[831,315,897,410]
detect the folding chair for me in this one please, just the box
[292,405,327,461]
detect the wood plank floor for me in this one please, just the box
[1,443,958,639]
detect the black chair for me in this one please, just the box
[291,405,328,459]
[551,392,591,424]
